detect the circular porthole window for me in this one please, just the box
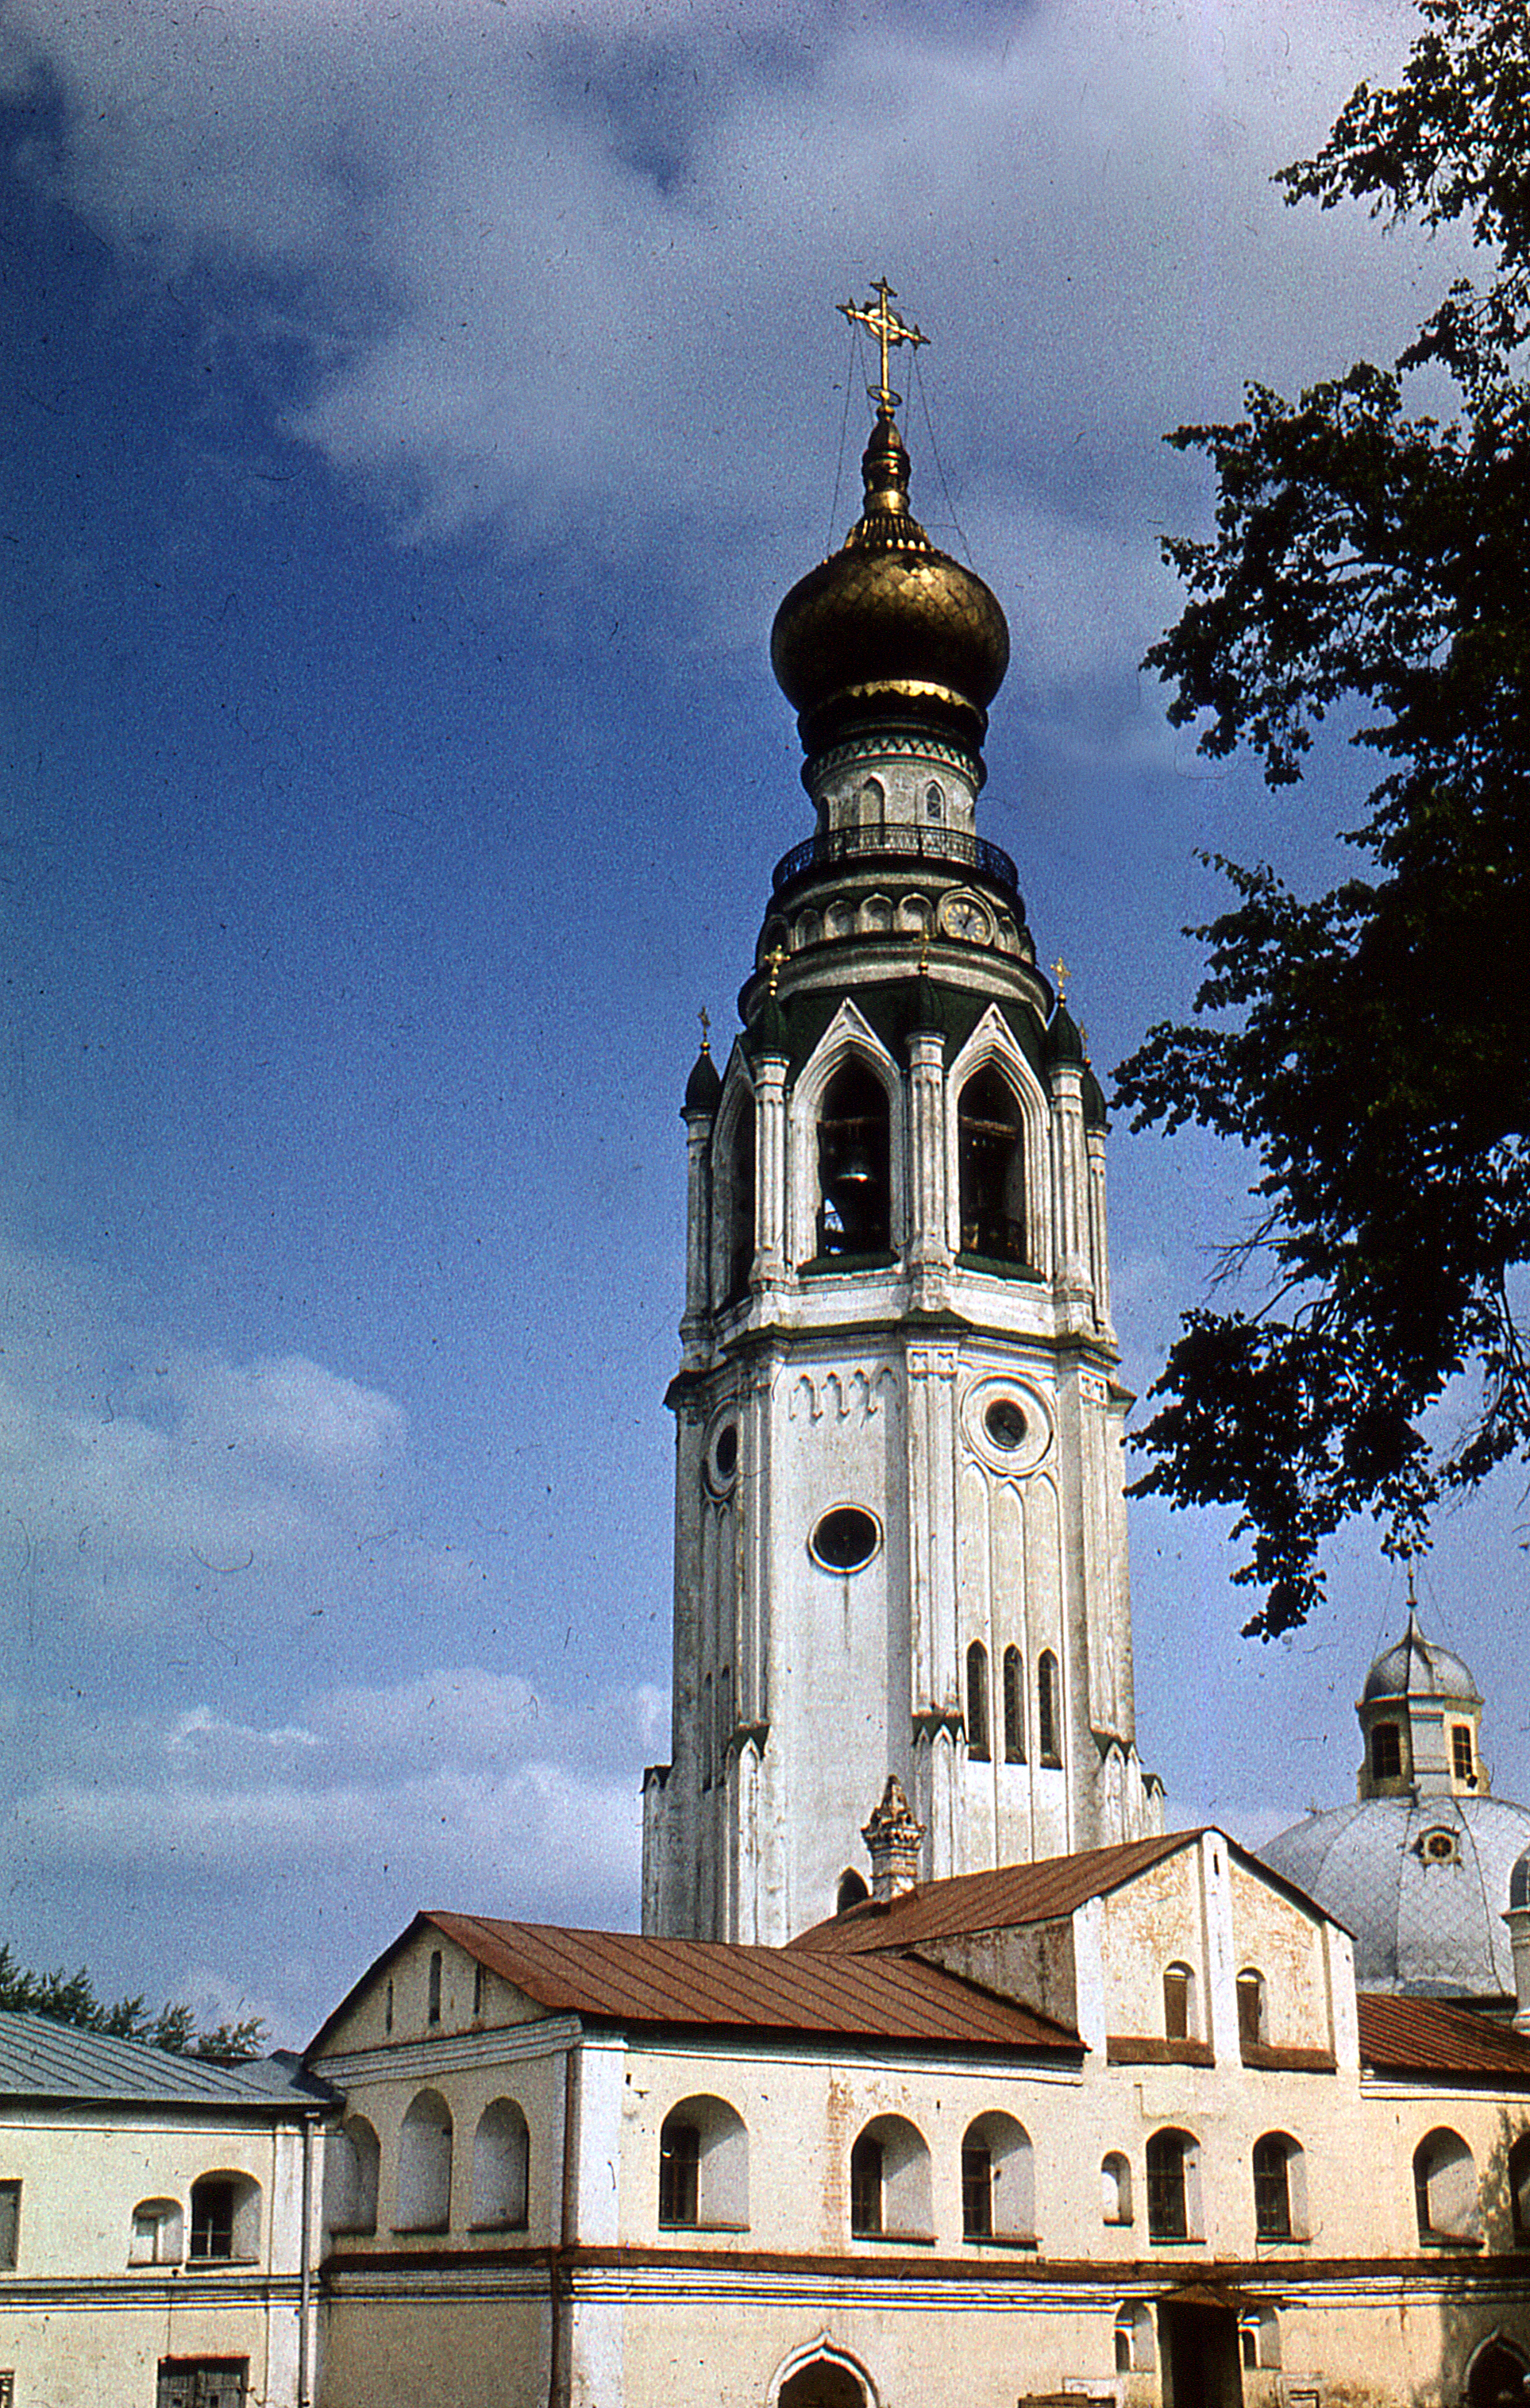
[704,1414,740,1498]
[984,1397,1028,1452]
[810,1506,881,1574]
[1421,1827,1459,1863]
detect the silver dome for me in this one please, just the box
[1361,1612,1479,1705]
[1259,1793,1530,1997]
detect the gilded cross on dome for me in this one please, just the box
[838,279,928,413]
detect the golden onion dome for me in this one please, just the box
[771,407,1010,759]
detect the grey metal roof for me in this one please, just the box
[1362,1611,1480,1705]
[1258,1792,1530,1998]
[0,2013,328,2110]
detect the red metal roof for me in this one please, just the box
[420,1913,1081,2053]
[1359,1993,1530,2081]
[789,1831,1200,1953]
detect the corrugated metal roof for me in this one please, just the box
[0,2012,326,2109]
[788,1831,1200,1953]
[1359,1993,1530,2080]
[422,1914,1081,2054]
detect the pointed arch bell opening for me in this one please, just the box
[815,1059,891,1260]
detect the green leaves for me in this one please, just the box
[1123,1,1530,1634]
[0,1942,268,2060]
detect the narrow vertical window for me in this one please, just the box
[1163,1963,1194,2041]
[1372,1721,1401,1778]
[725,1109,755,1304]
[962,2142,993,2239]
[0,2183,19,2269]
[427,1950,442,2026]
[850,2135,884,2236]
[1037,1650,1062,1765]
[1236,1969,1266,2050]
[1453,1725,1475,1782]
[657,2119,699,2226]
[472,1962,485,2019]
[966,1642,990,1762]
[1146,2131,1193,2242]
[384,1978,394,2036]
[1252,2135,1293,2240]
[1002,1646,1026,1762]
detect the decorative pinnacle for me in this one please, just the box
[698,1005,711,1056]
[1052,955,1070,1003]
[838,278,928,415]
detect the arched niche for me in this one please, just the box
[657,2094,749,2230]
[324,2114,380,2236]
[396,2089,453,2232]
[129,2197,183,2265]
[850,2113,931,2240]
[1414,2126,1481,2241]
[472,2098,529,2230]
[961,2111,1034,2240]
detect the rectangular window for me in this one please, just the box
[189,2182,235,2262]
[1372,1723,1401,1778]
[0,2183,19,2269]
[1453,1725,1474,1782]
[962,2144,992,2239]
[427,1950,442,2025]
[157,2363,247,2408]
[472,1962,485,2018]
[850,2136,884,2236]
[0,2374,13,2408]
[658,2123,699,2227]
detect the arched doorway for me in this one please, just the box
[1468,2341,1528,2408]
[780,2362,865,2408]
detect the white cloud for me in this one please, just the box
[1,0,1451,707]
[0,1225,418,1627]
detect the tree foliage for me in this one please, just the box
[1116,1,1530,1638]
[0,1943,267,2061]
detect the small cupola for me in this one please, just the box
[1356,1607,1486,1802]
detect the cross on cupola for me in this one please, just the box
[838,279,928,413]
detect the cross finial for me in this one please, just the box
[1052,955,1070,1002]
[1079,1022,1090,1063]
[918,919,931,976]
[838,279,928,414]
[698,1005,711,1057]
[765,944,787,996]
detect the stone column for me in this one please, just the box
[905,1027,950,1271]
[753,1053,788,1284]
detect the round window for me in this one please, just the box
[984,1397,1028,1451]
[810,1506,881,1574]
[704,1414,740,1497]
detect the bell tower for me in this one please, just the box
[642,289,1162,1945]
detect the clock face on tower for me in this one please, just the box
[938,889,991,944]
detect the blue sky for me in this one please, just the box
[2,0,1523,2047]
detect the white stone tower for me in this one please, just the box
[642,291,1162,1945]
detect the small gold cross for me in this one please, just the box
[698,1005,711,1057]
[838,279,928,413]
[765,944,787,996]
[1052,956,1070,1002]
